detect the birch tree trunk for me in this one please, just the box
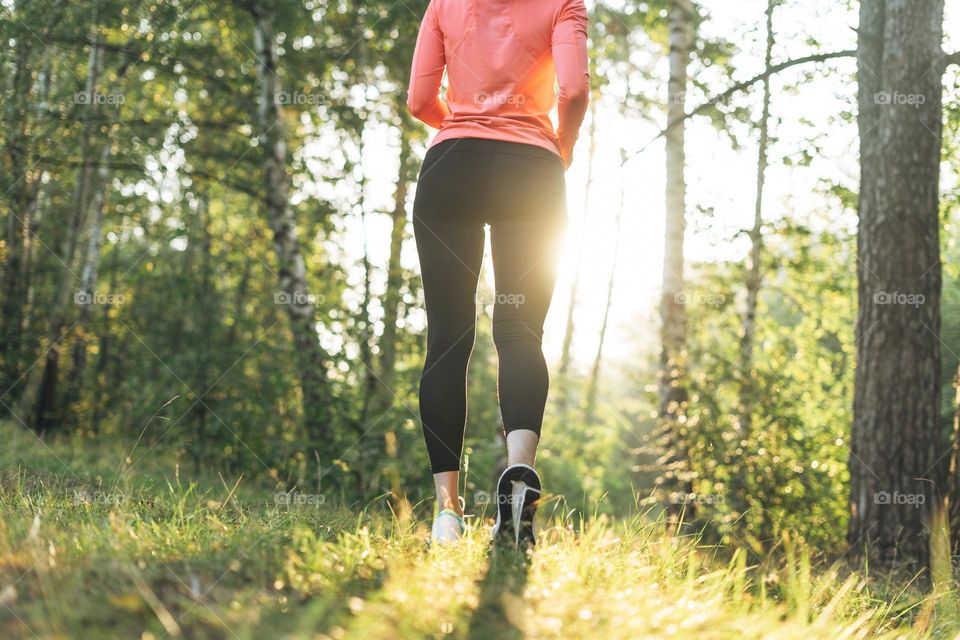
[848,0,945,567]
[68,139,113,399]
[732,0,776,519]
[253,4,333,453]
[657,0,695,522]
[21,54,54,350]
[15,24,104,431]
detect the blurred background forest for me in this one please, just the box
[2,0,960,567]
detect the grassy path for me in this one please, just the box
[0,439,954,639]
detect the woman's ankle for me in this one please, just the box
[433,470,462,516]
[505,429,539,468]
[437,498,463,517]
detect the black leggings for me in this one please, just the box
[413,138,567,473]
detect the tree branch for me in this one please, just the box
[946,51,960,69]
[689,49,856,119]
[41,156,266,201]
[626,49,856,162]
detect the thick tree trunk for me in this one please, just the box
[657,0,695,522]
[732,0,776,518]
[848,0,945,568]
[253,5,333,453]
[948,364,960,551]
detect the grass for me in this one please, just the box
[0,423,958,639]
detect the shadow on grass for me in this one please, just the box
[467,545,531,640]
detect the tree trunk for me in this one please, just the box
[357,141,377,421]
[353,15,378,422]
[1,29,35,397]
[68,138,113,404]
[558,98,597,383]
[21,54,55,351]
[848,0,945,568]
[657,0,695,522]
[584,149,626,424]
[732,0,776,519]
[15,24,104,431]
[227,229,254,345]
[91,220,121,432]
[948,364,960,551]
[253,4,333,454]
[369,113,413,418]
[190,196,215,469]
[358,216,376,415]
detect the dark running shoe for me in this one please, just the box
[490,463,541,549]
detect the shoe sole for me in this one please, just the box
[492,464,541,549]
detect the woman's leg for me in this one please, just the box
[433,471,461,514]
[488,150,567,467]
[506,429,540,467]
[412,142,487,513]
[489,218,564,466]
[413,210,483,508]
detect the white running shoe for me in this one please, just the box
[431,509,465,545]
[490,463,542,549]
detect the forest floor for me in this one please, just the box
[0,422,957,639]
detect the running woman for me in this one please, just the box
[407,0,589,546]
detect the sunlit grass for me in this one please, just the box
[0,423,957,639]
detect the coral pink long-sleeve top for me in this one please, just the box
[407,0,590,165]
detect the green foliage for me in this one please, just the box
[682,213,855,551]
